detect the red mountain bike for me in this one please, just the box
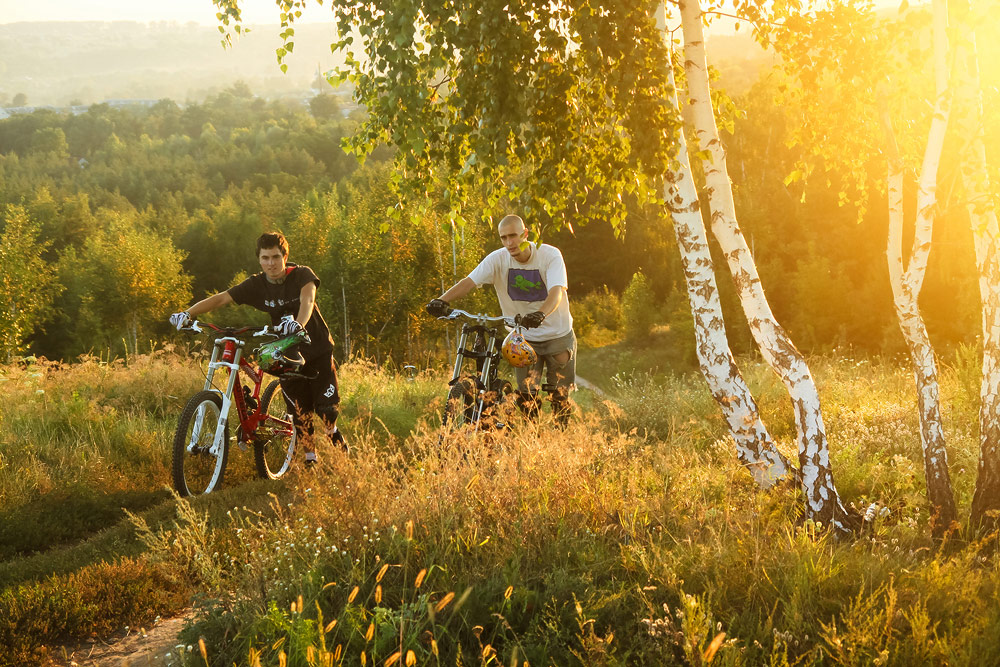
[172,321,305,496]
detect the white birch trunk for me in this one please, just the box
[656,28,796,487]
[953,3,1000,532]
[881,27,958,530]
[678,0,849,530]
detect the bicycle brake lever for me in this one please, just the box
[255,325,271,337]
[188,320,204,334]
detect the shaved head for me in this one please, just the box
[498,214,525,234]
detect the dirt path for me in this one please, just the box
[46,610,195,667]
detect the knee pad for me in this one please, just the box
[316,404,340,427]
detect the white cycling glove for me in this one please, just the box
[277,316,303,337]
[170,311,191,331]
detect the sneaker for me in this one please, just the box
[327,427,348,451]
[304,452,319,467]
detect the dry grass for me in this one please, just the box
[3,349,999,666]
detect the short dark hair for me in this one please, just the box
[257,232,289,257]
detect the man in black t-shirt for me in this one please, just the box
[170,232,344,465]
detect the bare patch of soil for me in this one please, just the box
[44,610,195,667]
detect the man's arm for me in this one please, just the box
[537,285,565,318]
[187,291,234,317]
[295,282,317,326]
[439,277,477,304]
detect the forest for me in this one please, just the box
[0,61,985,366]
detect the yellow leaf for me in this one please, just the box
[704,632,726,663]
[435,591,455,612]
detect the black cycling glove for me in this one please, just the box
[426,298,453,318]
[519,310,546,328]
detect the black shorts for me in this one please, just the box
[279,354,340,432]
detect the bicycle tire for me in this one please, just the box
[172,390,229,496]
[254,379,297,480]
[442,376,477,429]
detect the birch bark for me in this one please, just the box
[880,11,958,530]
[953,1,1000,533]
[658,27,797,487]
[678,0,850,530]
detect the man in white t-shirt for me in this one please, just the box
[426,214,576,423]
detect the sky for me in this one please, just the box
[0,0,331,25]
[2,0,909,26]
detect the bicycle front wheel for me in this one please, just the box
[442,376,477,429]
[172,390,229,496]
[254,380,297,480]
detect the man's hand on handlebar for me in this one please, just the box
[170,311,192,330]
[276,316,303,337]
[426,298,453,318]
[518,311,545,329]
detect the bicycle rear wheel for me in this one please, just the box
[254,380,297,479]
[172,390,229,496]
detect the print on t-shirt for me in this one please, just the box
[507,269,547,302]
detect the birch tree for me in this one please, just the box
[655,8,796,488]
[677,0,850,530]
[774,0,1000,535]
[952,0,1000,534]
[879,0,958,533]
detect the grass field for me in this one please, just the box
[1,341,998,665]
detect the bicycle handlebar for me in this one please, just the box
[439,309,517,328]
[181,320,310,343]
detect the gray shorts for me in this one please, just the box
[514,329,577,393]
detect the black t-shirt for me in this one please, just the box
[227,264,334,360]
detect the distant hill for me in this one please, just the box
[0,21,347,106]
[1,20,777,108]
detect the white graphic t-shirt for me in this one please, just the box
[467,243,573,342]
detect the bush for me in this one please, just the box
[573,286,623,346]
[622,271,657,341]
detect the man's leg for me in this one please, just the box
[279,375,315,456]
[308,355,346,452]
[513,358,544,419]
[541,331,577,426]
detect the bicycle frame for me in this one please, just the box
[191,325,294,455]
[445,310,515,425]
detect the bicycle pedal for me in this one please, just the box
[230,435,248,452]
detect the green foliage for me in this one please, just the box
[215,0,680,232]
[622,270,658,342]
[68,218,192,354]
[0,206,63,361]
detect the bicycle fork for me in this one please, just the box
[451,326,501,430]
[192,337,246,456]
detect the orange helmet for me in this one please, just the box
[502,328,537,368]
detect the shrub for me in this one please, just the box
[573,286,624,347]
[622,271,657,341]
